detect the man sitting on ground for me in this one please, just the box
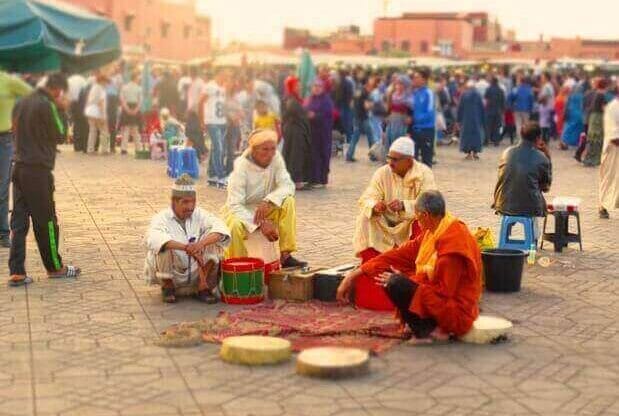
[354,136,436,261]
[144,174,230,303]
[337,191,482,343]
[222,129,306,268]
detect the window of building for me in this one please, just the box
[420,40,429,53]
[381,40,390,52]
[401,40,410,52]
[161,22,170,38]
[184,25,192,39]
[124,15,134,32]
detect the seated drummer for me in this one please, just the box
[222,129,307,268]
[144,174,231,304]
[337,191,482,343]
[354,136,436,262]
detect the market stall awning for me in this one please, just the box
[0,0,121,73]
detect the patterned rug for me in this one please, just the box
[161,300,406,354]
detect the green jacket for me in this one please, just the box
[0,71,32,132]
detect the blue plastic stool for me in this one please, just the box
[498,216,536,251]
[167,147,199,179]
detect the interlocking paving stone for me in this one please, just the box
[0,142,617,415]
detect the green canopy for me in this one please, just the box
[297,49,316,99]
[0,0,121,73]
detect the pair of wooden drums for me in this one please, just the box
[220,335,370,379]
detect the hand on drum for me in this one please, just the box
[260,220,279,242]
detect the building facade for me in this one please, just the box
[373,13,491,58]
[66,0,211,61]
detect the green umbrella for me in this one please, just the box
[297,49,316,99]
[141,60,152,113]
[0,0,121,73]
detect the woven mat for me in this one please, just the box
[161,300,405,354]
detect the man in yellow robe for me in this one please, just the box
[222,129,306,268]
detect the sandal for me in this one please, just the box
[48,265,81,279]
[162,287,176,303]
[8,275,33,287]
[196,290,218,304]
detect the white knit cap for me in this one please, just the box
[389,136,415,157]
[172,173,196,197]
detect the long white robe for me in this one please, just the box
[222,152,295,233]
[144,207,230,287]
[353,162,437,255]
[600,98,619,210]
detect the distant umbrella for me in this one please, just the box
[0,0,121,73]
[141,60,152,113]
[297,49,316,99]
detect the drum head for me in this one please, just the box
[220,335,291,365]
[297,347,370,379]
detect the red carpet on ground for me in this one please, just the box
[197,300,405,354]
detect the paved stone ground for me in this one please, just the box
[0,141,617,416]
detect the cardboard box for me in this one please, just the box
[268,268,323,302]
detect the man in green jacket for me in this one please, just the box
[0,71,32,248]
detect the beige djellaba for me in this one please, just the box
[353,162,437,256]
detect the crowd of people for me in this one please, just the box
[50,61,619,198]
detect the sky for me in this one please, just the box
[197,0,618,46]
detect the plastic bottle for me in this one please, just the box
[527,243,537,265]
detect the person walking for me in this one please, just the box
[582,79,608,167]
[118,71,143,155]
[484,76,505,146]
[0,71,32,249]
[8,73,81,286]
[282,76,312,190]
[458,80,485,160]
[202,69,229,188]
[385,75,411,150]
[411,68,436,167]
[346,77,376,162]
[598,82,619,219]
[305,79,334,188]
[510,74,534,140]
[85,73,109,154]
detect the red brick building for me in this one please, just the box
[65,0,211,61]
[373,12,491,58]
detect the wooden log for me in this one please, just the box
[220,335,291,365]
[296,347,370,379]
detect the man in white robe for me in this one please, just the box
[144,174,230,303]
[353,136,437,260]
[222,129,306,268]
[599,88,619,219]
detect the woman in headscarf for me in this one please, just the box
[561,82,584,149]
[305,79,334,188]
[385,75,411,149]
[582,79,608,167]
[282,76,312,190]
[554,84,570,141]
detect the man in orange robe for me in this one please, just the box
[338,190,481,342]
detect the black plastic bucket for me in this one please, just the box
[482,248,527,293]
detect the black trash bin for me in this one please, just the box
[482,248,527,293]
